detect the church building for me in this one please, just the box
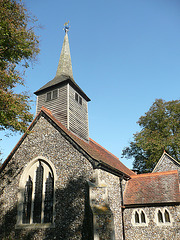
[0,26,180,240]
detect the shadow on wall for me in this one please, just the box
[0,176,93,240]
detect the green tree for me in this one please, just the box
[0,0,39,133]
[122,99,180,173]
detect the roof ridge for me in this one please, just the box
[152,151,180,173]
[131,170,178,178]
[1,107,135,178]
[41,106,52,115]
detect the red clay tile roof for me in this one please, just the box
[124,170,180,205]
[0,107,135,178]
[41,107,136,177]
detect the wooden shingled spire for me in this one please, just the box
[56,22,73,79]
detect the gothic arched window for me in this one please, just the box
[22,176,33,224]
[132,209,148,226]
[164,209,170,223]
[44,172,54,223]
[33,162,44,223]
[135,211,140,223]
[155,208,172,226]
[17,158,56,227]
[141,211,146,223]
[158,210,163,223]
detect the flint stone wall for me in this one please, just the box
[153,155,180,179]
[124,205,180,240]
[0,116,123,240]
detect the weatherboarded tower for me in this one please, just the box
[34,27,90,141]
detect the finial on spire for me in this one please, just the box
[63,21,70,33]
[56,21,73,79]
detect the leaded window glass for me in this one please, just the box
[44,172,54,223]
[33,162,44,223]
[20,159,55,225]
[22,176,33,224]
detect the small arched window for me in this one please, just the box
[135,211,140,223]
[132,209,148,226]
[155,208,172,225]
[17,157,56,227]
[158,210,163,223]
[164,210,170,223]
[141,211,146,223]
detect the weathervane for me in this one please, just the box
[63,21,70,33]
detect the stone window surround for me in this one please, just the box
[16,156,57,229]
[154,208,173,226]
[131,209,149,226]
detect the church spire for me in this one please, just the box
[56,22,73,79]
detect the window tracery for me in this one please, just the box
[17,157,56,228]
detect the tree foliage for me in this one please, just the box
[122,99,180,173]
[0,0,39,133]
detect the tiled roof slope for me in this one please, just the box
[124,170,180,206]
[42,107,135,178]
[0,107,135,179]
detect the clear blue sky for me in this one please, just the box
[1,0,180,169]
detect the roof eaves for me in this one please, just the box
[34,76,91,102]
[1,107,132,180]
[97,161,131,180]
[131,169,179,178]
[124,201,180,208]
[41,107,132,179]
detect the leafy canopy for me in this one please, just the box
[0,0,39,133]
[122,99,180,173]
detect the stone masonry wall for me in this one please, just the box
[153,155,180,179]
[98,169,123,240]
[0,115,124,240]
[0,116,94,240]
[124,205,180,240]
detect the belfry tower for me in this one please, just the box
[34,24,90,141]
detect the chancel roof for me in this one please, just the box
[124,170,180,206]
[0,107,135,179]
